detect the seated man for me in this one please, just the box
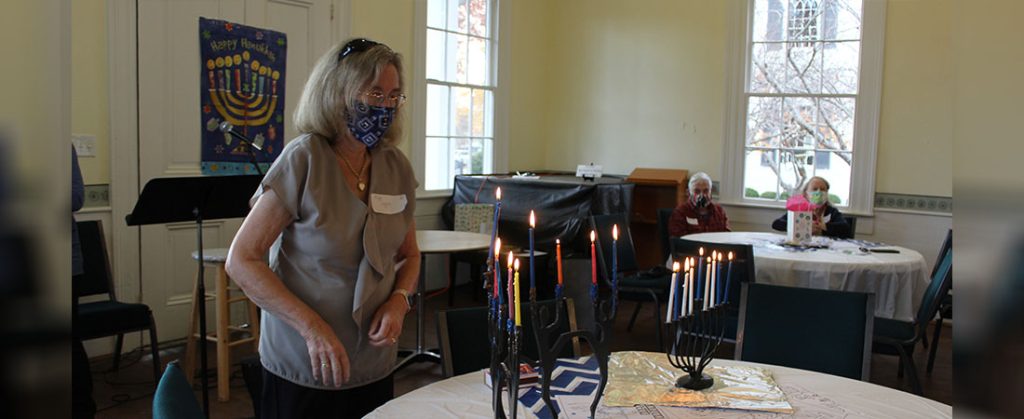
[771,176,851,238]
[668,172,730,237]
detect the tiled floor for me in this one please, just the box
[91,283,952,418]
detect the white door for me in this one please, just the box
[136,0,338,342]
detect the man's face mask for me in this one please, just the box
[346,102,395,149]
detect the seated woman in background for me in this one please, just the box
[771,176,851,238]
[668,172,731,237]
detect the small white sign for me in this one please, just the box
[575,164,603,179]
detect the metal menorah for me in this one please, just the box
[487,274,522,419]
[665,302,725,390]
[528,282,618,419]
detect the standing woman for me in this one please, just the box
[225,38,420,418]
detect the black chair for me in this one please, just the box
[656,208,675,263]
[736,283,875,381]
[843,215,858,239]
[437,299,577,377]
[924,229,953,373]
[669,237,755,343]
[589,214,671,348]
[873,234,953,395]
[74,220,161,382]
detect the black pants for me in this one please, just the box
[260,369,393,419]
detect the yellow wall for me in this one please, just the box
[71,0,111,185]
[876,0,952,196]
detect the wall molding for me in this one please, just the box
[874,192,951,214]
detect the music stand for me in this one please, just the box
[126,175,262,418]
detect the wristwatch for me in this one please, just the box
[391,288,413,312]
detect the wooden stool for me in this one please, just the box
[183,248,260,402]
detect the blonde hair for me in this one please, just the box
[293,39,405,147]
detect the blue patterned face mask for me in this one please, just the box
[808,190,828,205]
[346,101,395,149]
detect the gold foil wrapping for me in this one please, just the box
[603,351,794,414]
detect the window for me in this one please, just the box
[723,0,885,213]
[422,0,498,191]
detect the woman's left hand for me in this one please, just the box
[368,295,408,347]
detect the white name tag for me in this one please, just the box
[686,217,699,225]
[371,193,407,215]
[823,214,832,223]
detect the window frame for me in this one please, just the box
[412,0,509,197]
[720,0,886,215]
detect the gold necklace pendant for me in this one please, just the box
[335,146,369,193]
[358,182,366,191]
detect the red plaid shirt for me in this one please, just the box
[668,201,731,237]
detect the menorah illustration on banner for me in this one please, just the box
[206,52,279,153]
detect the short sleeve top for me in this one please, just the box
[251,134,418,389]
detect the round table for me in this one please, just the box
[367,357,951,418]
[395,230,492,373]
[683,232,929,321]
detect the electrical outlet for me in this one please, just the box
[72,134,96,157]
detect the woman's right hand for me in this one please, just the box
[302,320,350,387]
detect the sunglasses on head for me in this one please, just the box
[338,38,380,62]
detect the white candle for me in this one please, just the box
[666,262,679,323]
[710,251,718,307]
[704,256,712,310]
[687,257,695,316]
[681,258,690,317]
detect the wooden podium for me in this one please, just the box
[626,168,689,268]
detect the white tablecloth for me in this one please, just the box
[367,357,950,418]
[681,232,929,321]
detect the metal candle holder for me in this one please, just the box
[528,280,618,418]
[665,302,725,390]
[487,268,524,419]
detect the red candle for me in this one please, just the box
[493,238,501,299]
[590,230,597,285]
[507,250,515,319]
[556,239,564,286]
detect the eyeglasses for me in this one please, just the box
[361,90,407,108]
[338,38,380,62]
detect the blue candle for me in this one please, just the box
[611,224,619,291]
[695,247,705,297]
[486,187,502,262]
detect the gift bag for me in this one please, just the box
[454,203,495,234]
[785,195,817,244]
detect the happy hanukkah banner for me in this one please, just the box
[199,17,286,175]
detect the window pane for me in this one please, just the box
[448,0,468,33]
[483,90,494,137]
[425,137,450,190]
[480,138,494,174]
[467,36,489,86]
[818,151,852,205]
[752,0,787,42]
[426,29,446,81]
[781,97,816,149]
[819,97,855,151]
[832,0,863,40]
[427,0,446,29]
[783,42,822,94]
[446,33,468,83]
[778,148,815,194]
[743,149,781,200]
[747,96,783,147]
[470,138,484,173]
[451,86,472,137]
[468,0,488,37]
[749,43,785,93]
[426,84,450,136]
[822,41,859,94]
[451,137,473,178]
[471,89,486,136]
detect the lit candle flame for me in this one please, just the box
[612,224,618,241]
[529,210,536,228]
[672,261,680,272]
[683,258,690,271]
[590,230,596,242]
[494,237,501,256]
[556,238,560,244]
[496,187,501,200]
[718,252,723,261]
[508,250,514,268]
[699,247,705,256]
[513,258,520,271]
[729,251,734,261]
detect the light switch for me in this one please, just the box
[72,134,96,157]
